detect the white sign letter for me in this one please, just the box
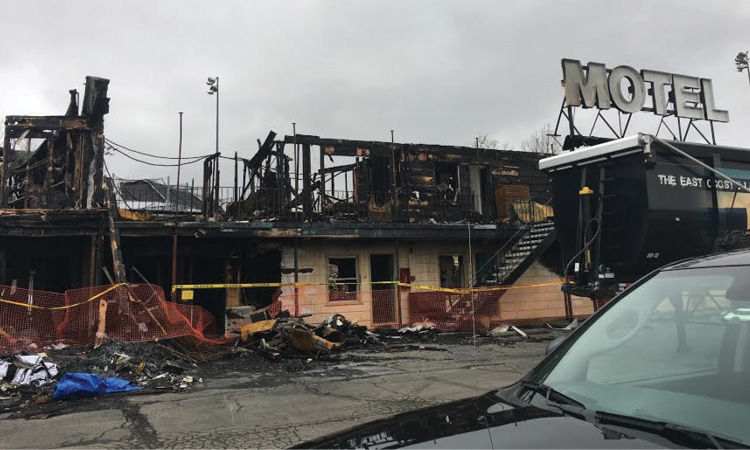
[700,78,729,123]
[673,74,703,120]
[642,70,672,116]
[562,59,611,109]
[608,65,646,114]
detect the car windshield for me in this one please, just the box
[527,265,750,445]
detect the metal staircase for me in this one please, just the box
[441,220,557,322]
[435,199,557,326]
[480,221,557,287]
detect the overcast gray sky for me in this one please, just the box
[2,0,750,182]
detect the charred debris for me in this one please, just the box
[0,76,564,348]
[0,77,551,226]
[0,76,557,318]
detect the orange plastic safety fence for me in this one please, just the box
[408,290,504,331]
[0,283,224,354]
[0,284,64,353]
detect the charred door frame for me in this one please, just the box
[370,253,396,325]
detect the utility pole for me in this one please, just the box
[206,77,219,155]
[175,112,183,215]
[293,122,298,206]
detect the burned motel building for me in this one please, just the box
[0,77,593,333]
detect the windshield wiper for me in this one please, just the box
[519,381,589,416]
[517,383,744,448]
[595,410,745,449]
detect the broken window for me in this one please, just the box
[439,255,464,288]
[435,162,459,203]
[328,257,358,301]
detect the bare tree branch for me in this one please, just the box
[521,123,561,154]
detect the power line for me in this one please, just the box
[105,138,210,161]
[107,145,208,167]
[103,157,132,210]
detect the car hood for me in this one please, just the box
[294,391,679,449]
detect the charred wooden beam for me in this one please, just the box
[1,133,10,207]
[5,116,89,133]
[302,143,312,219]
[81,76,110,131]
[282,134,548,166]
[42,135,54,204]
[319,143,325,197]
[275,142,285,187]
[104,179,126,283]
[91,132,105,207]
[247,131,277,173]
[319,162,357,174]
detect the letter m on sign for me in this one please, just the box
[562,59,611,109]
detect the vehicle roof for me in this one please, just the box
[664,248,750,270]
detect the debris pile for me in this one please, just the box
[397,321,439,335]
[49,339,218,393]
[237,313,383,361]
[1,355,58,387]
[1,354,59,411]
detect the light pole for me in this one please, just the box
[736,51,750,88]
[206,77,219,154]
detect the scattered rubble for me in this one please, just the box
[1,354,58,386]
[237,313,383,361]
[48,338,222,393]
[0,310,578,415]
[1,354,60,412]
[397,321,438,335]
[546,318,579,331]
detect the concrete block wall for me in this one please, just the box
[278,241,408,328]
[277,240,590,329]
[501,261,593,321]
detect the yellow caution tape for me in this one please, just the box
[0,283,127,311]
[171,279,566,297]
[0,278,567,309]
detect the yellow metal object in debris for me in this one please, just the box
[289,328,341,352]
[579,186,594,195]
[240,319,277,341]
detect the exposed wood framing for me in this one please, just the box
[1,76,110,211]
[104,179,126,283]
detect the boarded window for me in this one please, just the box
[328,257,358,301]
[439,255,464,288]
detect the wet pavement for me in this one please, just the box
[0,335,548,449]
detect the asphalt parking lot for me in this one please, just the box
[0,335,548,449]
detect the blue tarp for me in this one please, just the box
[53,373,142,399]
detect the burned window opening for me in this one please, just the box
[328,256,358,302]
[239,249,282,308]
[435,162,459,203]
[439,255,464,289]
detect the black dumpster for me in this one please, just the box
[540,134,750,298]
